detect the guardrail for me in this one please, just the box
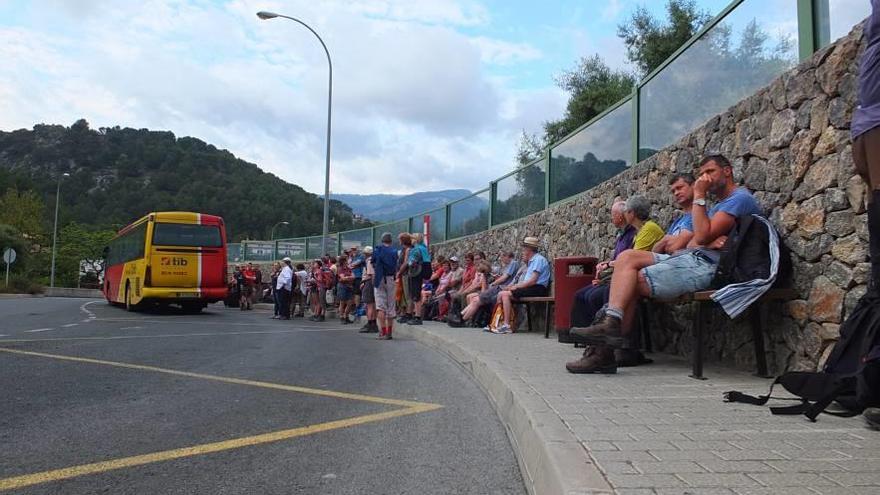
[228,0,867,264]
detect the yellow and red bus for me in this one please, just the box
[103,212,228,312]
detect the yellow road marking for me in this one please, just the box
[0,328,345,344]
[0,406,437,491]
[0,347,442,490]
[0,347,433,408]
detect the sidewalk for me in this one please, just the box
[395,321,879,495]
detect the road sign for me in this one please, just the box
[3,248,15,264]
[3,247,15,288]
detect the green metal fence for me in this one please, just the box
[228,0,866,263]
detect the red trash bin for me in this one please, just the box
[553,256,598,335]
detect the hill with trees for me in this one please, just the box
[0,120,367,241]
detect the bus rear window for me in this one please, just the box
[152,223,222,247]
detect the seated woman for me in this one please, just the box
[459,260,493,322]
[461,252,518,322]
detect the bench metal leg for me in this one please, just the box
[544,302,552,339]
[750,301,771,378]
[690,301,707,380]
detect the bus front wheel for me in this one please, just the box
[125,284,136,312]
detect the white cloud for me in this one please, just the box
[0,0,568,196]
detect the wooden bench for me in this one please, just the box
[647,288,797,380]
[514,294,555,338]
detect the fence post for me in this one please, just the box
[631,86,640,166]
[489,182,497,227]
[798,0,829,60]
[445,204,451,241]
[544,150,551,208]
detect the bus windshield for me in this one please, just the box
[152,223,222,247]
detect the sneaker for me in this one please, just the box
[482,326,492,332]
[397,315,410,324]
[570,315,624,347]
[308,315,318,322]
[565,345,617,374]
[493,323,511,334]
[377,333,392,340]
[271,315,280,319]
[408,318,422,326]
[318,315,325,322]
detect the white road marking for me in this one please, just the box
[79,300,100,319]
[119,326,144,330]
[24,328,53,333]
[61,323,78,328]
[0,334,7,337]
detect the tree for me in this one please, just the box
[56,223,115,287]
[0,188,45,241]
[617,0,712,77]
[515,130,544,167]
[543,55,635,143]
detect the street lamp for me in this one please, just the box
[49,172,70,288]
[257,10,333,255]
[270,221,289,240]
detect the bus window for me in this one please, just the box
[152,223,222,247]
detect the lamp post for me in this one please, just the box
[257,10,333,255]
[49,172,70,288]
[270,221,289,240]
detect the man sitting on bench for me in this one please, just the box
[567,154,762,373]
[496,236,552,334]
[567,173,697,372]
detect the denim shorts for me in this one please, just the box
[641,250,717,299]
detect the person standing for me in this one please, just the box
[408,232,431,325]
[270,261,282,319]
[242,263,257,310]
[373,232,399,340]
[359,246,379,333]
[293,263,308,317]
[336,255,355,324]
[252,263,263,306]
[850,0,880,429]
[276,258,293,320]
[395,233,414,323]
[308,259,326,322]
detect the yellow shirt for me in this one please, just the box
[634,220,665,251]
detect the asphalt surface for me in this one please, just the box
[0,297,525,494]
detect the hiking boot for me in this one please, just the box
[565,345,617,374]
[865,408,880,430]
[570,315,624,347]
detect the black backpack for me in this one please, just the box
[711,215,791,289]
[724,289,880,422]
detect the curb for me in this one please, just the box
[395,324,613,495]
[0,293,44,298]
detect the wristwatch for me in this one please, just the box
[694,197,707,207]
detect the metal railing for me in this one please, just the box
[228,0,866,263]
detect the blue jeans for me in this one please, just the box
[570,284,610,328]
[641,250,717,299]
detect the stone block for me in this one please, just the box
[820,323,841,341]
[785,69,817,108]
[795,195,824,239]
[794,154,837,201]
[824,209,855,236]
[828,96,852,129]
[786,300,808,324]
[831,233,868,265]
[808,276,844,323]
[769,109,797,149]
[823,188,850,212]
[846,175,868,213]
[824,260,854,288]
[853,262,871,285]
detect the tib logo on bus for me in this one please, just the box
[160,257,189,266]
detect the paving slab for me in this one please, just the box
[395,321,880,494]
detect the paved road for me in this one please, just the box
[0,298,524,494]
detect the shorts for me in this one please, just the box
[479,286,502,306]
[337,284,353,302]
[375,276,397,318]
[408,276,423,303]
[353,278,362,295]
[512,284,549,299]
[641,250,717,299]
[362,280,375,304]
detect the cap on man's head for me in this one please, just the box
[282,257,292,263]
[521,236,541,250]
[363,246,373,255]
[450,256,459,263]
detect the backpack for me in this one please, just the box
[486,303,504,332]
[724,290,880,422]
[711,215,791,289]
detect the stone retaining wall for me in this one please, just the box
[433,23,868,374]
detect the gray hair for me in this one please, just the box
[380,232,393,244]
[625,195,652,221]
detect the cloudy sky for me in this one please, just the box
[0,0,864,195]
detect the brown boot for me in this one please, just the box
[566,345,617,374]
[570,315,623,347]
